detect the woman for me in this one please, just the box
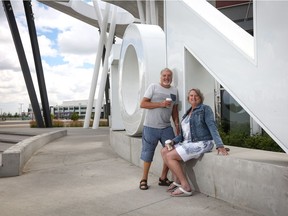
[161,88,229,197]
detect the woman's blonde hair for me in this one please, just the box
[187,88,204,103]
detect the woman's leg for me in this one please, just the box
[161,147,180,183]
[164,149,192,193]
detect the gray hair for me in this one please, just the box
[160,68,173,75]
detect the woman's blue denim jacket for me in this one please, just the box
[172,104,224,148]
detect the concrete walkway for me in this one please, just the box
[0,128,263,216]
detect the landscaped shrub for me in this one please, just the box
[244,133,284,152]
[68,120,83,127]
[219,128,284,153]
[99,119,108,127]
[52,120,64,127]
[30,119,108,128]
[29,120,37,128]
[30,119,64,127]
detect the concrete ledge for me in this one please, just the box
[110,130,288,216]
[0,129,67,177]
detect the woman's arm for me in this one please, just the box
[205,106,229,155]
[204,105,224,148]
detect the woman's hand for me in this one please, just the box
[217,146,229,155]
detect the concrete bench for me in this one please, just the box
[0,129,67,177]
[110,130,288,216]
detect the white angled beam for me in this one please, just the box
[145,0,151,24]
[83,3,110,128]
[92,5,117,129]
[137,0,145,23]
[150,0,157,25]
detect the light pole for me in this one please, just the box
[55,105,58,119]
[19,103,23,117]
[79,103,81,117]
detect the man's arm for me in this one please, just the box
[172,104,180,135]
[140,97,170,109]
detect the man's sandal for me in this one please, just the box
[139,179,148,190]
[158,177,173,186]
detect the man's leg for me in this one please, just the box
[141,161,151,181]
[160,158,169,181]
[159,126,175,184]
[139,161,151,190]
[139,126,158,189]
[160,147,176,186]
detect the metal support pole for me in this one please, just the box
[2,0,44,128]
[23,0,52,127]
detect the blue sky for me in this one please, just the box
[0,0,102,114]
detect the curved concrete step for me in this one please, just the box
[0,129,67,177]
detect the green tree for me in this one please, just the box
[70,112,79,121]
[51,113,55,119]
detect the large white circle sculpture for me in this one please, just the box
[119,24,165,136]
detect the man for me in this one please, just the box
[139,68,180,190]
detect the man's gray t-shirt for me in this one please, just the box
[143,83,178,129]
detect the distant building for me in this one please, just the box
[52,100,104,119]
[29,100,104,120]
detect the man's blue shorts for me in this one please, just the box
[141,126,175,162]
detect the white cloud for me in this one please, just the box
[37,34,58,57]
[0,0,100,114]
